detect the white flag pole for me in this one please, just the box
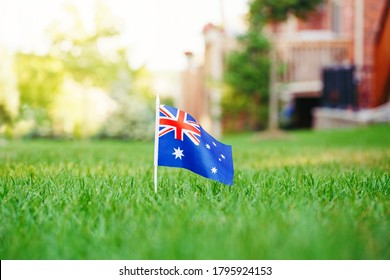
[153,93,160,193]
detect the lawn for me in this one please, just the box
[0,125,389,259]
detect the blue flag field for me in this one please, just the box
[156,104,234,185]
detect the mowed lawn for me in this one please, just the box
[0,125,389,259]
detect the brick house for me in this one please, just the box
[182,0,390,131]
[272,0,389,128]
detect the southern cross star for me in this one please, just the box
[211,167,218,174]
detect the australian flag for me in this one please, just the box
[157,105,234,185]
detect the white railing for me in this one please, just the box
[276,37,352,97]
[283,39,351,82]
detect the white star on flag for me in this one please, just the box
[172,147,184,159]
[211,167,218,174]
[206,144,211,149]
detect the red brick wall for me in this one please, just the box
[297,4,328,30]
[364,0,387,67]
[362,0,387,107]
[373,1,390,106]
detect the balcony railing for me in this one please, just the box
[276,37,352,97]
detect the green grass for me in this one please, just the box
[0,125,389,259]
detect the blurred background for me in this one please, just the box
[0,0,389,140]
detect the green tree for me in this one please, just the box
[99,65,155,140]
[14,1,155,139]
[224,31,270,130]
[49,2,155,139]
[48,2,126,90]
[16,53,64,109]
[249,0,324,27]
[14,53,64,137]
[0,48,19,130]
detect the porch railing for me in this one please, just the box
[276,38,352,96]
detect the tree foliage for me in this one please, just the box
[13,53,65,137]
[225,31,270,98]
[224,31,270,130]
[9,1,154,139]
[99,94,154,140]
[249,0,324,27]
[48,2,127,90]
[0,49,19,127]
[15,53,64,109]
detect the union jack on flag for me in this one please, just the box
[156,105,234,185]
[159,105,201,145]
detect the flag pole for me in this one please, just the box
[153,93,160,193]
